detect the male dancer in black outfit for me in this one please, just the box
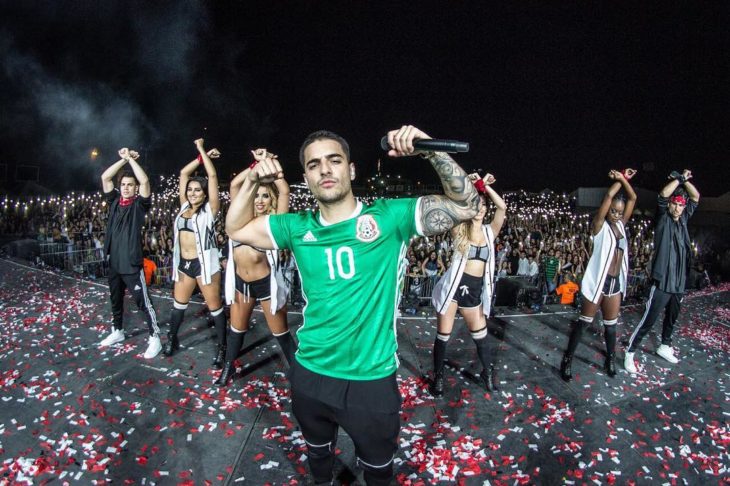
[99,148,161,359]
[624,169,700,372]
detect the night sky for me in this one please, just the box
[1,1,728,195]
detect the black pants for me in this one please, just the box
[108,266,160,336]
[627,285,682,352]
[290,361,400,485]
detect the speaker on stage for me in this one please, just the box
[494,277,522,307]
[494,277,540,307]
[517,284,542,307]
[4,239,40,260]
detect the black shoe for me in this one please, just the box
[212,345,226,369]
[483,365,499,391]
[560,354,573,382]
[162,334,179,357]
[429,370,444,397]
[605,353,616,377]
[480,367,495,392]
[214,361,234,387]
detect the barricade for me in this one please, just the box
[401,274,437,311]
[37,244,176,285]
[148,255,173,287]
[32,242,653,306]
[39,242,68,255]
[38,247,108,279]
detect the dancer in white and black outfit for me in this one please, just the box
[430,172,506,396]
[99,148,161,359]
[560,169,637,381]
[624,170,700,371]
[163,139,226,367]
[216,149,293,386]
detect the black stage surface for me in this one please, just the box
[0,259,728,485]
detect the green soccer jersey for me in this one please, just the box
[267,198,422,380]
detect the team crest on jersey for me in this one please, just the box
[355,215,380,242]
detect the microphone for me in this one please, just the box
[380,136,469,153]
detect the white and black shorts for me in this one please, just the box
[451,273,484,308]
[602,274,621,297]
[178,257,201,279]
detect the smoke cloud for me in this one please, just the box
[1,37,153,189]
[0,1,210,192]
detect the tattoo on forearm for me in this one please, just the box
[419,152,480,235]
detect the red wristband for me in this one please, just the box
[197,154,203,164]
[249,160,258,170]
[621,169,634,180]
[474,179,487,194]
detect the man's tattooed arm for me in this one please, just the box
[418,151,480,236]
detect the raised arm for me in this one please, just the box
[226,150,283,249]
[179,155,200,206]
[100,149,129,193]
[194,139,220,214]
[593,180,621,234]
[274,176,290,214]
[619,169,637,224]
[229,170,249,200]
[126,150,151,198]
[227,149,279,230]
[385,125,479,236]
[481,173,507,237]
[660,172,682,198]
[680,169,700,203]
[592,169,636,234]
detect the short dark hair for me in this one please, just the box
[117,171,139,186]
[299,130,350,167]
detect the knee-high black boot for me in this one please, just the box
[473,332,497,391]
[211,308,227,369]
[604,324,617,377]
[429,334,449,397]
[215,328,246,387]
[163,307,185,356]
[561,319,588,382]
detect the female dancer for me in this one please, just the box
[560,169,637,381]
[162,139,226,367]
[429,172,506,396]
[216,149,293,386]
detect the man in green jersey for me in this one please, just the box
[543,248,561,293]
[226,125,479,485]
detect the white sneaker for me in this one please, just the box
[624,351,637,373]
[656,344,679,364]
[143,335,162,359]
[99,329,125,346]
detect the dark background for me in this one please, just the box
[1,1,728,195]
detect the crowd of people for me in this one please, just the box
[3,177,667,296]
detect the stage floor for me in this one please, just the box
[0,259,728,484]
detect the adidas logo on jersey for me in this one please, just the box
[303,231,317,242]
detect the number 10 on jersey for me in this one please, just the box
[325,247,356,280]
